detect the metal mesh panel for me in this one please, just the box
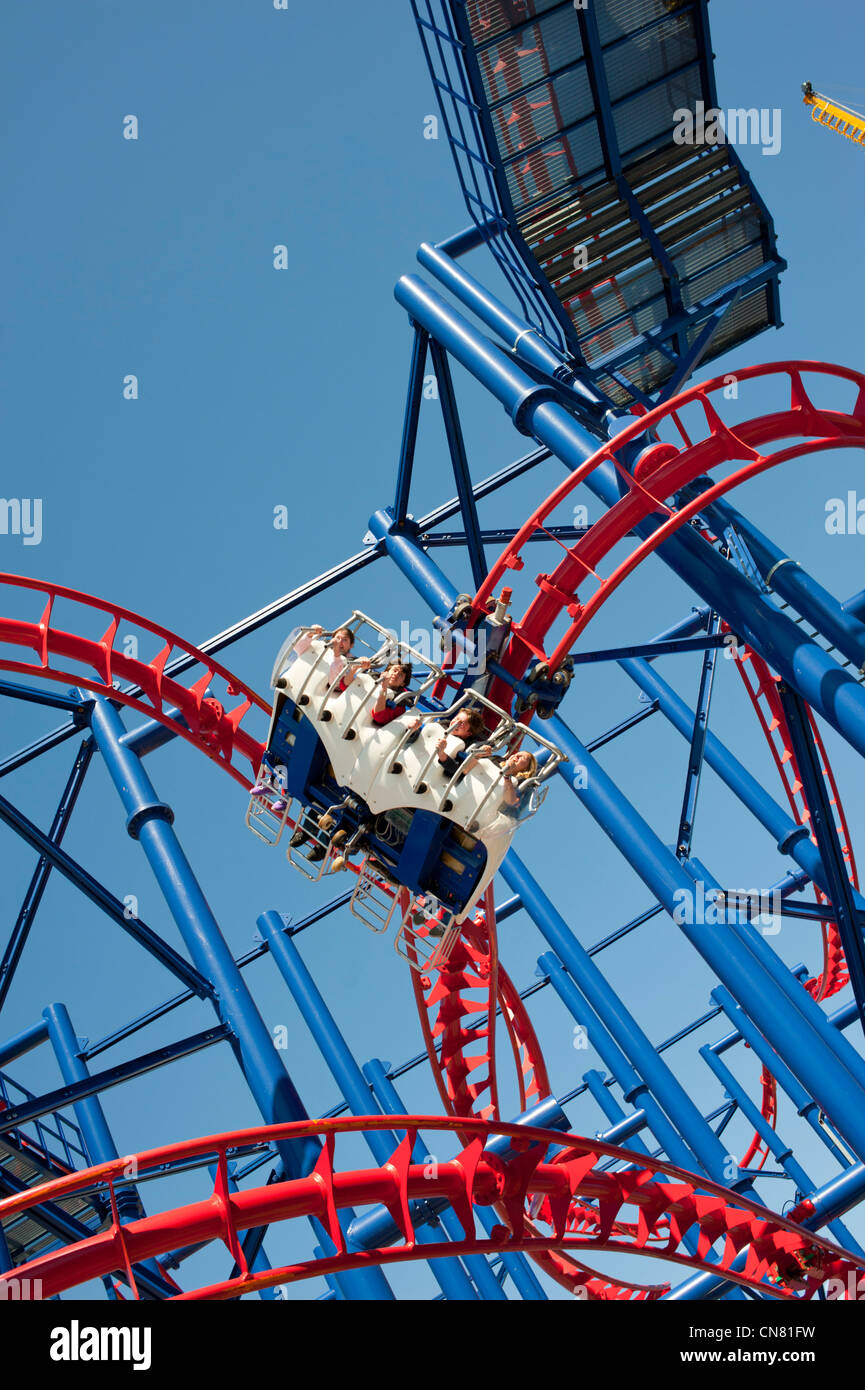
[487,67,596,154]
[671,207,762,282]
[571,263,666,328]
[595,0,687,46]
[613,60,703,157]
[604,11,699,104]
[475,6,585,105]
[501,123,605,210]
[681,241,765,309]
[697,288,772,353]
[464,0,566,46]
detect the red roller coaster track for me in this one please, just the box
[2,1115,863,1302]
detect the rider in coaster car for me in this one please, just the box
[461,745,538,815]
[433,707,487,776]
[369,661,414,725]
[294,623,367,694]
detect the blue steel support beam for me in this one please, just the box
[256,910,488,1301]
[711,986,859,1171]
[424,525,591,547]
[536,946,745,1192]
[582,1069,652,1158]
[43,1004,132,1180]
[0,736,96,1011]
[368,508,460,617]
[120,704,189,758]
[0,1020,48,1069]
[0,789,214,1001]
[83,893,355,1061]
[702,495,865,672]
[43,1001,169,1290]
[394,325,430,525]
[84,698,390,1301]
[83,696,317,1179]
[428,339,488,589]
[363,1057,548,1301]
[546,714,865,1160]
[435,220,502,259]
[0,719,86,778]
[698,1043,861,1253]
[675,612,722,859]
[0,1025,230,1135]
[617,653,865,913]
[775,682,865,1035]
[655,298,739,404]
[393,274,865,762]
[0,680,85,714]
[416,241,604,417]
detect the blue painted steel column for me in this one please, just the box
[257,910,487,1301]
[85,694,319,1178]
[538,950,723,1181]
[706,495,865,671]
[711,986,854,1169]
[84,697,392,1300]
[428,338,489,589]
[0,1019,48,1069]
[545,714,865,1160]
[416,241,603,412]
[582,1069,652,1156]
[617,653,860,902]
[394,275,865,761]
[776,682,865,1032]
[394,326,429,525]
[0,736,95,1011]
[43,1003,140,1223]
[363,1058,549,1301]
[699,1045,861,1252]
[367,508,459,618]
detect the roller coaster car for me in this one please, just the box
[245,615,566,970]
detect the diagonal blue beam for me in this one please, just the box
[776,683,865,1037]
[0,679,85,713]
[675,612,722,859]
[394,325,430,525]
[0,737,95,1012]
[0,790,214,1000]
[428,339,488,589]
[0,1025,230,1134]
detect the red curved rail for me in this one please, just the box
[2,1114,863,1302]
[0,573,269,788]
[471,360,865,709]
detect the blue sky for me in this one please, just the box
[2,0,865,1299]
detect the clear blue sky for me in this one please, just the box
[2,0,865,1299]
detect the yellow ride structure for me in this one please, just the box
[802,81,865,146]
